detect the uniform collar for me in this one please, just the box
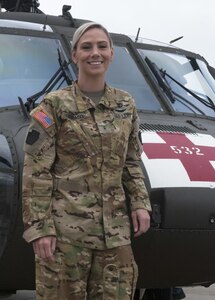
[72,82,119,112]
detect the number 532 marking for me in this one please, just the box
[170,146,204,155]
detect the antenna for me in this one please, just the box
[43,14,47,31]
[62,5,75,26]
[135,27,141,43]
[170,36,184,44]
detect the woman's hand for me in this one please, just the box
[132,209,150,237]
[33,236,56,262]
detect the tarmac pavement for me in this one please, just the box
[184,284,215,300]
[0,284,214,299]
[0,290,35,300]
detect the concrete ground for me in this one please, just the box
[0,291,35,300]
[0,284,214,299]
[184,284,215,300]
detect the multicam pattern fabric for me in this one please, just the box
[22,82,151,249]
[35,243,138,300]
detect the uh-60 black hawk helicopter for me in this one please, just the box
[0,0,215,299]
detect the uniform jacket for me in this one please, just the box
[22,82,151,249]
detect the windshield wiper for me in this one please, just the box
[160,69,215,112]
[170,90,205,115]
[145,56,202,113]
[145,57,175,103]
[145,56,215,114]
[21,49,73,111]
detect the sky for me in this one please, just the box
[39,0,215,67]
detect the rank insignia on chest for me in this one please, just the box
[32,110,54,128]
[67,112,87,120]
[114,111,132,119]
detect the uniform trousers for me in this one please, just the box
[35,242,138,300]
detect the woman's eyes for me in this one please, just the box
[81,43,108,50]
[81,44,91,50]
[99,44,108,49]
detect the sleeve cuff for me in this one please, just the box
[23,218,56,243]
[131,198,152,212]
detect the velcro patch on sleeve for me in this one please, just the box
[32,110,54,129]
[26,129,40,145]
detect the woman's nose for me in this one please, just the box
[91,45,100,56]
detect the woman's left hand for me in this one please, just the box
[131,209,150,237]
[33,236,56,262]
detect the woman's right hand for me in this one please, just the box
[33,236,56,262]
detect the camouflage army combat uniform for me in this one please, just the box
[22,82,151,300]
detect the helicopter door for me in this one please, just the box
[0,134,17,258]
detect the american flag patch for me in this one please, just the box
[32,110,53,128]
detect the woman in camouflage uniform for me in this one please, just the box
[22,22,151,300]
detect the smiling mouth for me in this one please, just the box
[88,61,103,65]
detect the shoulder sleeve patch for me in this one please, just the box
[32,110,54,129]
[26,129,40,145]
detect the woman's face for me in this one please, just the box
[72,27,113,78]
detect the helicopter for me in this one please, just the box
[0,1,215,299]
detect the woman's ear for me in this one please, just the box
[71,51,77,64]
[110,48,114,62]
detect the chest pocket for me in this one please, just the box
[111,112,132,154]
[98,110,132,166]
[57,114,98,158]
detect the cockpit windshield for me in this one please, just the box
[106,46,163,111]
[0,34,69,107]
[138,49,215,117]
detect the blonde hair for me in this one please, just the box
[71,22,113,51]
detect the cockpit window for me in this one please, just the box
[0,134,14,255]
[0,135,13,168]
[106,46,162,111]
[0,34,68,107]
[138,49,215,118]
